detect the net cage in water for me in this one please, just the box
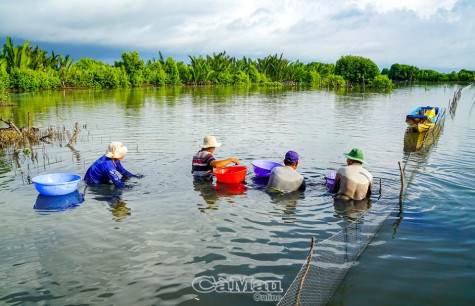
[278,181,401,306]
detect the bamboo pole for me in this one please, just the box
[28,112,31,131]
[398,162,405,212]
[295,236,315,306]
[379,177,382,198]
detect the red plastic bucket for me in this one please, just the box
[213,166,247,183]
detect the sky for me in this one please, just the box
[0,0,474,72]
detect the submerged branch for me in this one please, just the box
[67,122,81,147]
[0,116,22,134]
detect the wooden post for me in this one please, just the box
[398,162,405,212]
[28,112,31,131]
[379,177,382,198]
[295,236,315,306]
[67,122,81,147]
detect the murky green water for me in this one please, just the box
[1,85,474,305]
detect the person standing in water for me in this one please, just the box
[333,148,373,200]
[192,136,240,180]
[266,151,306,193]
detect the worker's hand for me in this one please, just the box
[232,158,240,165]
[134,174,144,179]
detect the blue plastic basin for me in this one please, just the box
[31,173,82,196]
[251,160,283,177]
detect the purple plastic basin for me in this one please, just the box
[325,171,337,189]
[251,160,283,177]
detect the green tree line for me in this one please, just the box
[1,36,474,98]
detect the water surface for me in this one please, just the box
[0,85,474,305]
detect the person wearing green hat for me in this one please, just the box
[332,148,373,200]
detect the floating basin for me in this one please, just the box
[213,166,247,183]
[251,160,283,177]
[32,173,82,196]
[325,171,337,189]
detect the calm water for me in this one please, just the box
[0,85,474,305]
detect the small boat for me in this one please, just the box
[406,106,441,132]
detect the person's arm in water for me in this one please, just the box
[106,161,127,188]
[365,179,373,198]
[114,160,142,178]
[210,158,240,168]
[299,179,306,191]
[332,172,341,194]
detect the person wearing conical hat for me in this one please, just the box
[84,141,141,188]
[192,136,240,179]
[333,148,373,200]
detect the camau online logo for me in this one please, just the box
[192,276,283,294]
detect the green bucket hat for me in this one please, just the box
[344,148,367,164]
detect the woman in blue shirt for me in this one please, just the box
[84,142,140,188]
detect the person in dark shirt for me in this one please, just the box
[84,141,140,188]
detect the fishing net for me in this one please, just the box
[278,179,401,306]
[278,86,469,306]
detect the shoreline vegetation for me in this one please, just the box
[1,36,474,103]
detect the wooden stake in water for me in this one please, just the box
[67,122,81,147]
[295,236,315,306]
[398,161,405,212]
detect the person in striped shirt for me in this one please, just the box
[192,136,240,179]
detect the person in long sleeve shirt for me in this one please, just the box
[84,142,139,188]
[333,148,373,200]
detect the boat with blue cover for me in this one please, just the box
[405,106,441,132]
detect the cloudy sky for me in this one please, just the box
[0,0,473,71]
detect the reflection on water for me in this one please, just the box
[86,185,131,222]
[108,195,131,222]
[194,178,218,207]
[1,85,473,305]
[33,190,84,211]
[333,198,372,223]
[193,178,248,212]
[268,191,305,223]
[67,145,82,163]
[403,130,427,152]
[214,181,247,195]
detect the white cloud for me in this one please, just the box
[0,0,473,70]
[352,0,458,18]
